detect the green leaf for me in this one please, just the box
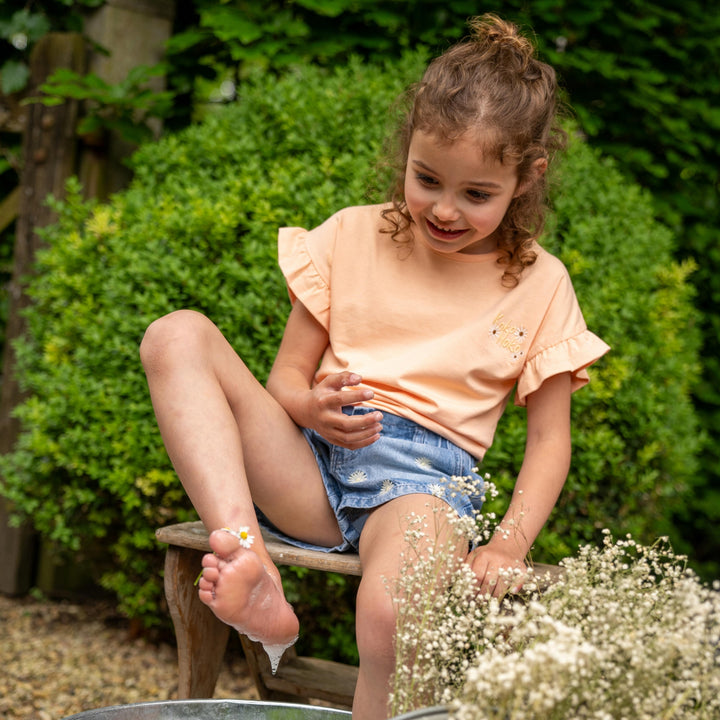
[0,9,51,43]
[1,59,30,94]
[201,7,264,44]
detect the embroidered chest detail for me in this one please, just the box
[489,312,528,360]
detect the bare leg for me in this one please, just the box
[352,495,467,720]
[140,310,342,648]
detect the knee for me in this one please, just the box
[139,309,213,372]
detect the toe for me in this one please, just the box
[198,587,215,605]
[202,552,221,569]
[198,568,219,587]
[208,528,242,558]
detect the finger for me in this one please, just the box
[336,410,383,431]
[470,559,493,597]
[336,433,382,450]
[474,564,506,598]
[336,413,382,437]
[491,566,525,597]
[337,386,376,406]
[322,371,363,390]
[331,419,383,449]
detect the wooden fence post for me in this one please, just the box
[0,32,86,595]
[1,1,176,596]
[80,0,176,198]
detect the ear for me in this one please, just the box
[513,157,548,198]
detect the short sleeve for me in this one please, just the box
[515,268,610,406]
[278,214,339,331]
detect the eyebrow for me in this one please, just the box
[411,159,503,189]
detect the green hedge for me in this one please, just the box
[0,55,702,645]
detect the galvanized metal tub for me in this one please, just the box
[391,707,449,719]
[62,700,351,720]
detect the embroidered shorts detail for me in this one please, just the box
[257,407,484,553]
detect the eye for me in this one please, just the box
[415,172,438,187]
[467,189,491,203]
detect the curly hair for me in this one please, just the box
[382,14,566,286]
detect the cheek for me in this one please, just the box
[403,176,414,205]
[403,183,420,218]
[469,199,511,228]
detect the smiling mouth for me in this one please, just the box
[426,218,468,241]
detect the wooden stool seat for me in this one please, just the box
[156,521,361,708]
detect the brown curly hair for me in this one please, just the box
[382,14,566,286]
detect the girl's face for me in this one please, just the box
[404,130,528,256]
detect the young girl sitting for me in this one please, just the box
[141,14,609,719]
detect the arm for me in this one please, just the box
[469,371,572,595]
[266,299,383,449]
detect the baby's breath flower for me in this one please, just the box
[389,501,720,720]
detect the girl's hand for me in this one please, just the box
[302,372,383,450]
[467,544,528,598]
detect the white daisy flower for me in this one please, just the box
[415,456,433,469]
[348,469,368,484]
[380,479,395,495]
[236,527,254,549]
[429,483,446,498]
[220,526,254,549]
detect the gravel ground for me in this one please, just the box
[1,593,258,720]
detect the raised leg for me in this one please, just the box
[141,309,342,650]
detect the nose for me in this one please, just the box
[432,193,459,223]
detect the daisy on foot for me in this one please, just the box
[198,528,299,670]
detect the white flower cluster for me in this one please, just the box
[388,474,498,716]
[389,487,720,720]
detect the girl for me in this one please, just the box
[141,14,609,719]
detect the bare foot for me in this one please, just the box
[198,529,299,654]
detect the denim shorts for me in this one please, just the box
[258,407,484,552]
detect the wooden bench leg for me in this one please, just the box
[164,546,231,698]
[239,635,308,703]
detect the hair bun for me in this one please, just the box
[467,14,536,75]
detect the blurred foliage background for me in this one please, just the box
[0,0,718,659]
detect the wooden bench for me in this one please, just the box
[156,521,361,708]
[156,521,563,709]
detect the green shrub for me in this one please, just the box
[0,54,701,651]
[0,55,417,653]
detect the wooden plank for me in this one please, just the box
[531,562,565,589]
[156,521,363,576]
[156,522,563,587]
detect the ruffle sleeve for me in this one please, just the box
[278,217,336,331]
[515,329,611,406]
